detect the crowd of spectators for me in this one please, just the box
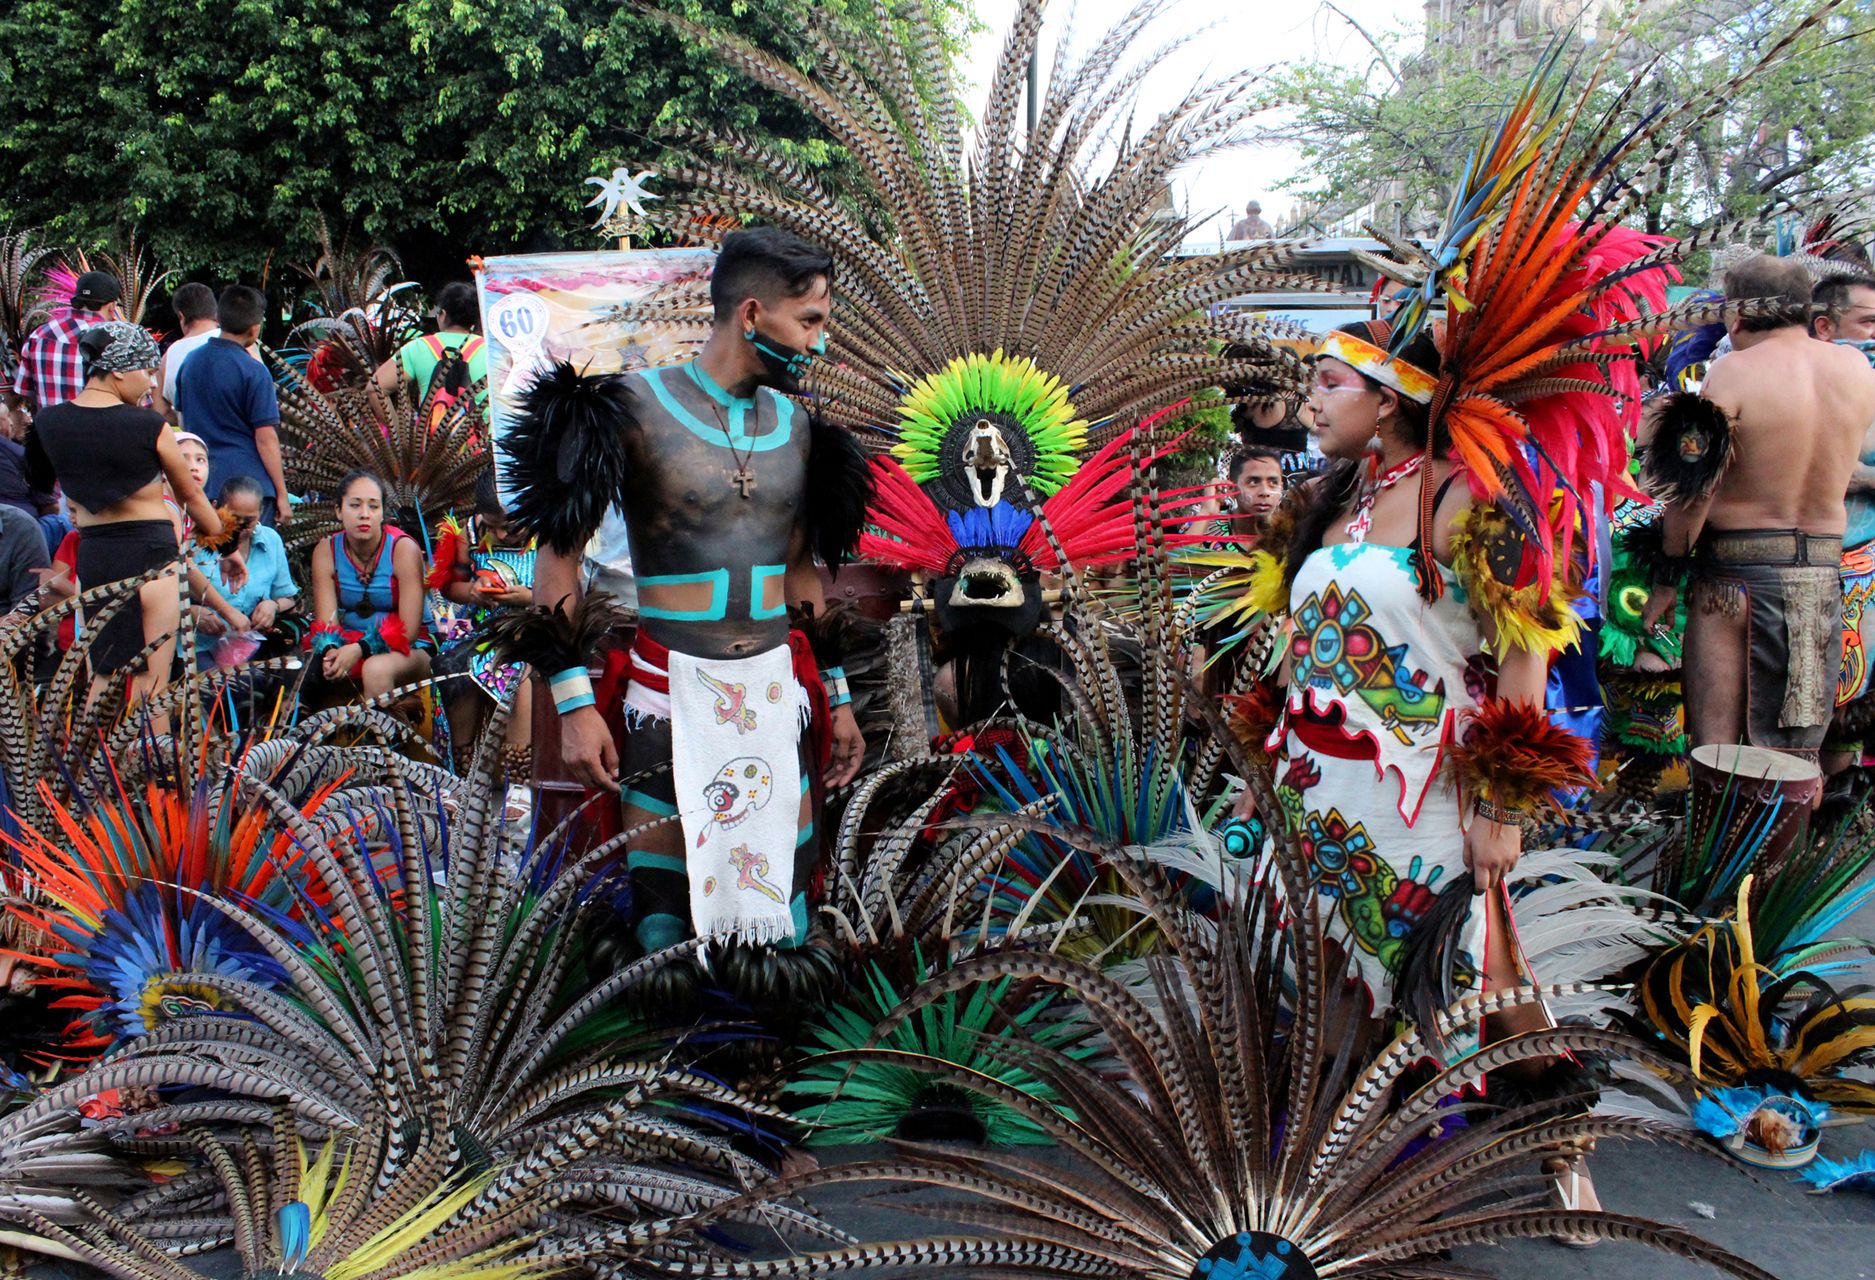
[0,270,494,732]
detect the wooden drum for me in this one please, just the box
[1685,744,1821,888]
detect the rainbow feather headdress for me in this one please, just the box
[1348,15,1843,592]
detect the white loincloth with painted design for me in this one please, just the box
[665,644,811,944]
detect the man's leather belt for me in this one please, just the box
[1701,529,1842,567]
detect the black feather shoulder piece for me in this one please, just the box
[1641,392,1734,507]
[499,363,638,555]
[805,411,874,577]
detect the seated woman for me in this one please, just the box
[306,470,434,702]
[25,322,222,709]
[191,475,299,667]
[430,472,534,775]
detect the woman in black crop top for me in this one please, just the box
[26,321,222,707]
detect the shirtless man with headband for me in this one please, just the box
[1644,254,1875,778]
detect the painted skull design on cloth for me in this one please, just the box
[700,756,774,843]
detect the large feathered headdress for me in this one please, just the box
[640,0,1317,579]
[1348,14,1844,596]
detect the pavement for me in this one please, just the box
[1457,877,1875,1280]
[24,1130,1872,1280]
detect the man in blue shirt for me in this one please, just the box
[175,284,290,525]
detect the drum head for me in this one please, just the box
[1689,743,1820,784]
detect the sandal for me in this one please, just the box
[1544,1154,1601,1249]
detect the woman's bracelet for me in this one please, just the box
[1473,797,1530,830]
[550,666,595,715]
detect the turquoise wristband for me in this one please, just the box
[825,671,852,708]
[550,667,594,714]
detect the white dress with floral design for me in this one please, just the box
[1272,540,1495,1054]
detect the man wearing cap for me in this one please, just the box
[3,270,122,430]
[1228,200,1275,241]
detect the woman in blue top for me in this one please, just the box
[191,476,300,666]
[307,471,435,700]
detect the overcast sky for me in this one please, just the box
[961,0,1426,238]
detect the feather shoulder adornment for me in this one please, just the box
[498,363,637,555]
[1448,503,1585,656]
[1445,695,1598,815]
[1642,392,1736,507]
[806,411,875,575]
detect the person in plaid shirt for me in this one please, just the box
[3,271,122,426]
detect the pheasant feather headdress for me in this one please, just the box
[642,0,1316,572]
[1348,12,1844,593]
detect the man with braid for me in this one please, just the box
[494,227,870,1008]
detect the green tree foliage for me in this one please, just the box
[0,0,973,283]
[1266,2,1875,239]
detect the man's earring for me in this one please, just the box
[744,327,755,340]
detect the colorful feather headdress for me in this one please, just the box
[1348,14,1844,595]
[640,0,1317,579]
